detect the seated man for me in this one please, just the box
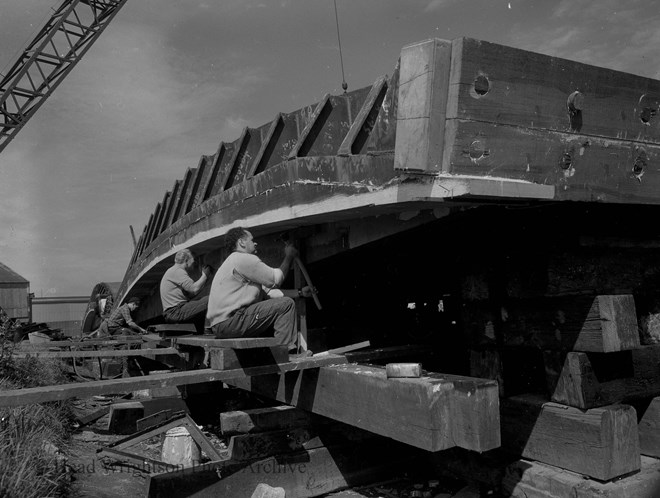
[206,227,314,352]
[90,297,147,338]
[160,249,213,333]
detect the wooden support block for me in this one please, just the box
[209,346,289,371]
[174,336,281,349]
[636,396,660,458]
[108,401,145,435]
[500,394,640,481]
[503,456,660,498]
[385,363,422,378]
[551,345,660,409]
[227,364,500,452]
[220,405,313,435]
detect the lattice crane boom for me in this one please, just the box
[0,0,129,154]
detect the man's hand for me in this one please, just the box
[284,243,299,259]
[202,265,213,276]
[300,286,317,298]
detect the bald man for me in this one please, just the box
[160,249,212,333]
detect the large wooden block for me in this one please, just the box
[220,405,312,435]
[209,346,289,370]
[551,345,660,408]
[227,364,500,452]
[501,394,640,481]
[636,396,660,458]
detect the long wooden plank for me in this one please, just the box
[0,355,348,408]
[227,364,500,452]
[18,337,144,348]
[501,394,640,481]
[13,347,180,359]
[173,336,280,349]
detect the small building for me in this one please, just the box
[0,262,30,321]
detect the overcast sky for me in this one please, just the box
[1,0,659,297]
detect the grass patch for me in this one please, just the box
[0,338,74,498]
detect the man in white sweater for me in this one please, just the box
[206,227,313,351]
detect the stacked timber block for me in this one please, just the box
[173,336,289,370]
[470,294,660,483]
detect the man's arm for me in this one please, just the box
[188,265,212,295]
[271,244,298,287]
[120,307,147,334]
[265,286,315,299]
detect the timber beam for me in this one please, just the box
[226,364,500,452]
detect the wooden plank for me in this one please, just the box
[12,347,180,359]
[394,38,452,172]
[448,37,660,144]
[19,337,144,348]
[136,409,174,432]
[220,405,313,436]
[636,396,660,458]
[313,340,371,357]
[227,364,500,452]
[551,346,660,409]
[500,394,640,481]
[209,346,289,370]
[148,324,197,334]
[443,119,660,204]
[0,355,348,407]
[174,336,280,349]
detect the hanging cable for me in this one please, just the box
[333,0,348,93]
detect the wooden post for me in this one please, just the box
[294,262,308,353]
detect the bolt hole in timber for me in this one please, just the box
[472,74,490,96]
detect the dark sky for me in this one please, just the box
[1,0,658,296]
